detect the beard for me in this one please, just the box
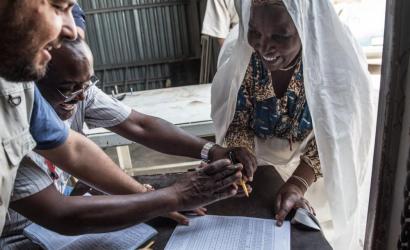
[0,2,46,82]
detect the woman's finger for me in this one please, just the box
[275,193,283,225]
[300,198,315,215]
[311,205,316,216]
[239,154,254,181]
[276,195,296,226]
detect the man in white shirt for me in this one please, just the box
[202,0,239,46]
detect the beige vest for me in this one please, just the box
[0,78,36,234]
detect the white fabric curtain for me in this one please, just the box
[211,1,378,249]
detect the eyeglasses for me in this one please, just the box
[56,75,99,103]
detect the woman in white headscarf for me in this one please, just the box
[211,0,377,249]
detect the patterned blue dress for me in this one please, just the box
[225,53,322,180]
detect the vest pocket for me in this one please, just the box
[2,129,36,168]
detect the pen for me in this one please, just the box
[139,240,154,250]
[239,178,249,197]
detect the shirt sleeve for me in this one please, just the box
[30,87,69,150]
[202,0,232,38]
[11,157,53,202]
[72,3,86,31]
[83,85,132,129]
[224,65,255,152]
[300,137,323,181]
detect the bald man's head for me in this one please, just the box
[37,39,95,120]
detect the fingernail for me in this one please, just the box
[183,220,189,225]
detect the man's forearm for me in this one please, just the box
[37,130,146,194]
[55,187,179,235]
[109,111,208,159]
[12,160,242,236]
[11,184,180,235]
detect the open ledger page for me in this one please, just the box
[165,215,290,250]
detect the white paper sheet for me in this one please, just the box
[165,215,290,250]
[23,223,157,250]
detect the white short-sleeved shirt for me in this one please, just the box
[68,85,132,133]
[202,0,239,39]
[34,85,132,194]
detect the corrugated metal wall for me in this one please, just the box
[77,0,203,94]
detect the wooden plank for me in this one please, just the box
[125,161,201,176]
[116,146,133,170]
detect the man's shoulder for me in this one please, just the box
[30,87,69,150]
[80,85,131,129]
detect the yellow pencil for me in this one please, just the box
[239,179,249,197]
[139,240,155,250]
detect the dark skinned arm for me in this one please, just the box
[108,110,208,159]
[37,130,204,224]
[10,160,243,235]
[36,130,146,194]
[275,161,316,226]
[108,110,257,180]
[11,184,178,235]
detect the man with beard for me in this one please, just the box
[0,0,79,233]
[0,0,250,236]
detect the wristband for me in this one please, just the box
[200,142,216,161]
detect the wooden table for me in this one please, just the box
[135,166,333,250]
[85,84,214,172]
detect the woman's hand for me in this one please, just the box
[209,146,257,181]
[274,179,315,226]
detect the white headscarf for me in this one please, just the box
[211,0,378,249]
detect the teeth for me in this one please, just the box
[46,45,52,51]
[61,104,74,111]
[263,55,279,62]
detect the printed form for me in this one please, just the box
[165,215,290,250]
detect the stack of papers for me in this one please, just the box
[165,215,290,250]
[23,223,157,250]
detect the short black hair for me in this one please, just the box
[38,38,93,86]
